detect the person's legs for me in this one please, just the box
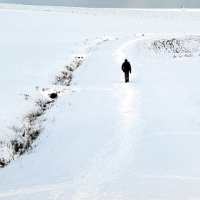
[125,72,129,82]
[124,73,127,82]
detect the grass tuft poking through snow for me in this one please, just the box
[55,56,85,86]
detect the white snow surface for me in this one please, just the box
[1,4,200,199]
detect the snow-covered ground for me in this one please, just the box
[1,4,200,199]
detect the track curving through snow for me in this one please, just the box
[1,35,200,199]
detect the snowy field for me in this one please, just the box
[1,4,200,199]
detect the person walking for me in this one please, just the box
[121,59,132,83]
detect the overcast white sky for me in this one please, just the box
[0,0,199,8]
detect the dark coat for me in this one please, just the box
[122,60,131,74]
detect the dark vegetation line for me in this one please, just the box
[0,37,117,168]
[0,56,84,168]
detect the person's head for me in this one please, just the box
[124,59,128,62]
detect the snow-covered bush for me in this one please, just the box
[151,36,200,58]
[152,38,192,57]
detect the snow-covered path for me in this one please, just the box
[0,38,140,199]
[2,35,200,199]
[67,40,140,199]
